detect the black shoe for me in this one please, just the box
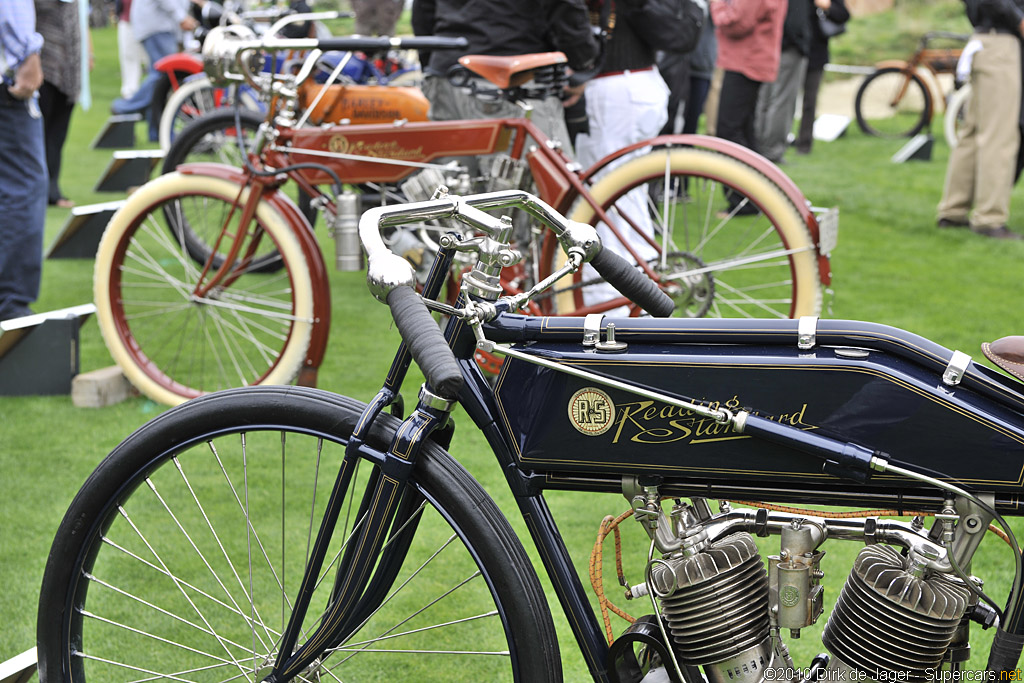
[937,217,968,229]
[971,224,1023,240]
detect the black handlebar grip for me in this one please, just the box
[590,248,675,318]
[386,286,464,398]
[318,36,468,53]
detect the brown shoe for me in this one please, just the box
[971,224,1023,240]
[937,217,968,228]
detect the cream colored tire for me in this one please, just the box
[94,172,314,405]
[557,146,821,318]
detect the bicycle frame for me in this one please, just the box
[261,203,1024,681]
[873,31,968,115]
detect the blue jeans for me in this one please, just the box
[0,90,47,320]
[111,31,179,139]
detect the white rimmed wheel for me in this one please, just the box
[37,387,561,681]
[541,146,822,319]
[159,76,263,152]
[94,172,315,405]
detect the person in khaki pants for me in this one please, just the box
[937,0,1024,240]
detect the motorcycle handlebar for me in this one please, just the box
[358,190,676,397]
[387,286,464,398]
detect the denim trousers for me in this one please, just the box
[0,91,48,320]
[112,31,179,138]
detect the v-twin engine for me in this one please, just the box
[619,487,985,683]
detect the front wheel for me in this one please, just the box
[94,172,315,405]
[543,145,822,319]
[37,387,560,682]
[854,66,933,139]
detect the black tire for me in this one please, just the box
[854,66,933,139]
[38,386,560,682]
[151,70,195,139]
[162,109,287,274]
[162,107,265,174]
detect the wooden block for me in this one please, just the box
[72,365,136,408]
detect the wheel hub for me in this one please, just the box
[655,251,714,317]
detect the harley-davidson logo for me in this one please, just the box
[326,134,424,160]
[568,387,616,436]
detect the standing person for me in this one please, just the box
[115,0,147,99]
[683,12,718,135]
[710,0,785,212]
[794,0,849,154]
[576,0,702,310]
[936,0,1024,240]
[754,0,811,164]
[410,0,599,154]
[35,0,86,209]
[0,0,47,321]
[110,0,196,142]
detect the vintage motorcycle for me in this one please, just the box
[37,189,1024,681]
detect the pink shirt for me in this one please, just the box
[711,0,787,83]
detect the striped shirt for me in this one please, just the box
[0,0,44,74]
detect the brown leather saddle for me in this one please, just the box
[982,336,1024,381]
[457,52,568,89]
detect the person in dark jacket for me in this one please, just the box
[754,0,812,164]
[411,0,598,152]
[794,0,849,154]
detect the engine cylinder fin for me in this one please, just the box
[822,545,969,680]
[651,532,770,666]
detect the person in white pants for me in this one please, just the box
[116,0,147,99]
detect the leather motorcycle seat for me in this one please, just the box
[982,336,1024,381]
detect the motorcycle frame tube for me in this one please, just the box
[264,117,734,289]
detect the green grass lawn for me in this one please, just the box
[7,2,1024,679]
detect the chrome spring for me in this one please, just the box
[650,532,770,665]
[822,545,969,680]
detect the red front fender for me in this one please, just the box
[154,52,203,76]
[579,133,832,286]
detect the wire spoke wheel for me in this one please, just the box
[94,173,314,405]
[854,67,932,139]
[543,146,821,319]
[37,389,560,682]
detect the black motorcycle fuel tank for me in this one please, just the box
[488,316,1024,499]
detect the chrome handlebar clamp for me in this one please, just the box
[358,190,602,303]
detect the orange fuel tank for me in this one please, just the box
[298,83,430,125]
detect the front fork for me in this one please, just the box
[263,240,460,682]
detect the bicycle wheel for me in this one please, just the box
[163,107,265,173]
[854,67,933,139]
[542,146,821,319]
[37,387,560,682]
[944,83,971,149]
[159,77,262,152]
[94,172,315,406]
